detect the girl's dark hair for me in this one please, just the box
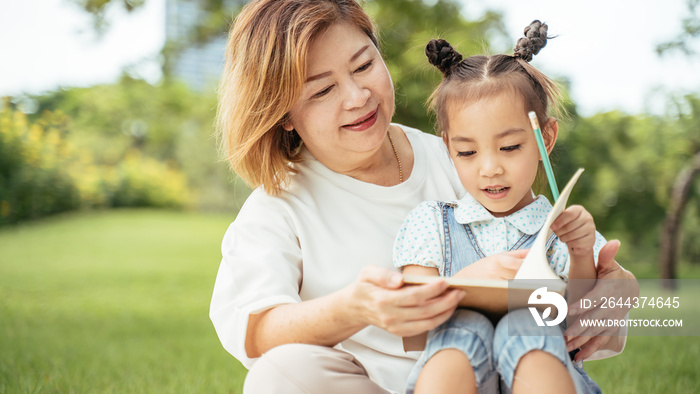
[425,20,562,137]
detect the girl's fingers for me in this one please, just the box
[551,207,581,231]
[553,217,594,239]
[503,249,529,259]
[552,206,592,232]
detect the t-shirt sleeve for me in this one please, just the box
[547,230,607,281]
[209,189,302,368]
[392,201,446,274]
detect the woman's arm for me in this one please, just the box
[245,265,464,358]
[246,245,536,357]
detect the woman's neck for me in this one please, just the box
[324,125,413,186]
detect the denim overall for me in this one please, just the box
[440,202,546,276]
[405,203,602,394]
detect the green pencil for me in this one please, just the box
[528,111,559,201]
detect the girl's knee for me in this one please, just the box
[493,309,569,388]
[422,310,496,385]
[430,310,495,354]
[441,309,494,332]
[494,308,564,346]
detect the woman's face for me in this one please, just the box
[285,22,395,170]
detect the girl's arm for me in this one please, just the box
[245,265,463,358]
[402,265,440,276]
[551,205,598,303]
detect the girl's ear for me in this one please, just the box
[441,132,450,150]
[542,118,559,154]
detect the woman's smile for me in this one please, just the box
[343,108,378,131]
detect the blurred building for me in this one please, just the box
[165,0,228,92]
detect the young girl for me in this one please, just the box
[394,21,607,394]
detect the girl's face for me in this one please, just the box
[285,22,395,171]
[444,92,557,217]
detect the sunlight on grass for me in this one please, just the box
[582,279,700,392]
[0,209,245,393]
[1,210,698,392]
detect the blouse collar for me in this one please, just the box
[453,193,552,235]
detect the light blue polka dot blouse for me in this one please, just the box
[392,193,607,281]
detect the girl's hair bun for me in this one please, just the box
[425,39,463,75]
[514,20,549,62]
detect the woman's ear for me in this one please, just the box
[281,114,295,131]
[542,118,559,154]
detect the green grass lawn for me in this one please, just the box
[0,209,246,393]
[1,210,698,392]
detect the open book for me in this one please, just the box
[401,169,584,351]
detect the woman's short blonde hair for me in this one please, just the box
[217,0,378,195]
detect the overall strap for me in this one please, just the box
[514,231,558,252]
[439,202,484,277]
[440,203,559,278]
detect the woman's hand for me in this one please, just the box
[345,266,464,337]
[564,240,639,361]
[452,249,528,280]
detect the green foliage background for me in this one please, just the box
[1,0,699,392]
[3,0,698,270]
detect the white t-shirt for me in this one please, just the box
[209,125,465,393]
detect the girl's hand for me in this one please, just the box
[452,249,528,280]
[346,266,464,337]
[551,205,596,258]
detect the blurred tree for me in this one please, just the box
[62,0,509,211]
[31,76,247,212]
[366,0,507,133]
[0,99,191,225]
[70,0,246,78]
[71,0,234,43]
[655,0,700,56]
[70,0,507,133]
[657,96,700,288]
[556,111,668,265]
[656,0,700,288]
[33,75,196,163]
[70,0,147,33]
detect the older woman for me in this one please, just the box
[209,1,637,393]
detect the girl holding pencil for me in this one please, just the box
[393,21,620,394]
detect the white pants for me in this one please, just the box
[243,343,390,394]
